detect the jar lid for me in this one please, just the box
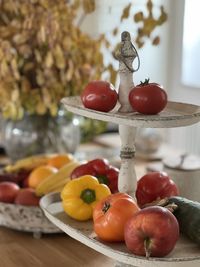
[163,154,200,171]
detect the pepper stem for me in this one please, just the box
[80,189,96,204]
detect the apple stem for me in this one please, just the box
[144,238,151,259]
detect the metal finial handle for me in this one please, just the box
[117,31,140,73]
[117,31,140,113]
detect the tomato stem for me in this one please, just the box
[140,78,150,86]
[102,201,110,213]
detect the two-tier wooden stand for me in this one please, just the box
[40,32,200,267]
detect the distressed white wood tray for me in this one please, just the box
[40,192,200,267]
[61,96,200,128]
[0,201,61,235]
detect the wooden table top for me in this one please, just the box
[0,227,114,267]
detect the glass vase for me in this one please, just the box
[2,109,80,161]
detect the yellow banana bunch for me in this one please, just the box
[35,160,79,196]
[4,154,52,173]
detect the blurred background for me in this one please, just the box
[0,0,200,159]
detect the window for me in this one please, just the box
[182,0,200,88]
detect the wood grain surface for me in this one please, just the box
[0,227,114,267]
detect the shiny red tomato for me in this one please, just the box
[81,81,118,112]
[136,171,179,207]
[129,79,168,115]
[93,193,140,242]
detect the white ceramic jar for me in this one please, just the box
[163,154,200,202]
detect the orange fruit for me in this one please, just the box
[28,165,58,189]
[47,154,73,169]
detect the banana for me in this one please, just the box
[41,177,70,194]
[35,160,79,196]
[5,154,52,173]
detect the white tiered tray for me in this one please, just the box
[45,31,200,266]
[40,192,200,267]
[61,96,200,128]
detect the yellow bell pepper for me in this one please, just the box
[61,175,111,221]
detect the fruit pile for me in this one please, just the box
[2,152,199,258]
[0,153,78,206]
[60,170,200,258]
[0,155,119,207]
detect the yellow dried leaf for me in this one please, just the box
[42,87,51,106]
[11,58,20,80]
[35,49,42,63]
[121,3,132,22]
[134,12,144,22]
[36,101,47,115]
[66,60,74,81]
[11,89,20,102]
[158,6,168,25]
[40,0,49,9]
[147,0,153,12]
[39,25,46,43]
[45,52,54,68]
[3,103,18,120]
[24,62,34,72]
[83,0,95,14]
[54,45,65,69]
[13,33,29,45]
[0,60,9,77]
[36,71,45,86]
[152,36,160,46]
[49,104,58,116]
[21,78,31,92]
[112,28,118,36]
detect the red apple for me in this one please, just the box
[0,182,20,203]
[124,206,179,258]
[14,188,40,206]
[0,170,31,185]
[21,176,30,188]
[136,171,179,207]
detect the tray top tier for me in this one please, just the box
[61,96,200,128]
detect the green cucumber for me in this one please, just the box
[168,196,200,245]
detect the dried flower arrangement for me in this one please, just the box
[0,0,167,121]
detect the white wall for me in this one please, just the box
[167,0,200,155]
[81,0,200,155]
[81,0,171,89]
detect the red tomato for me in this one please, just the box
[93,193,140,242]
[129,79,168,114]
[81,81,118,112]
[136,171,179,207]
